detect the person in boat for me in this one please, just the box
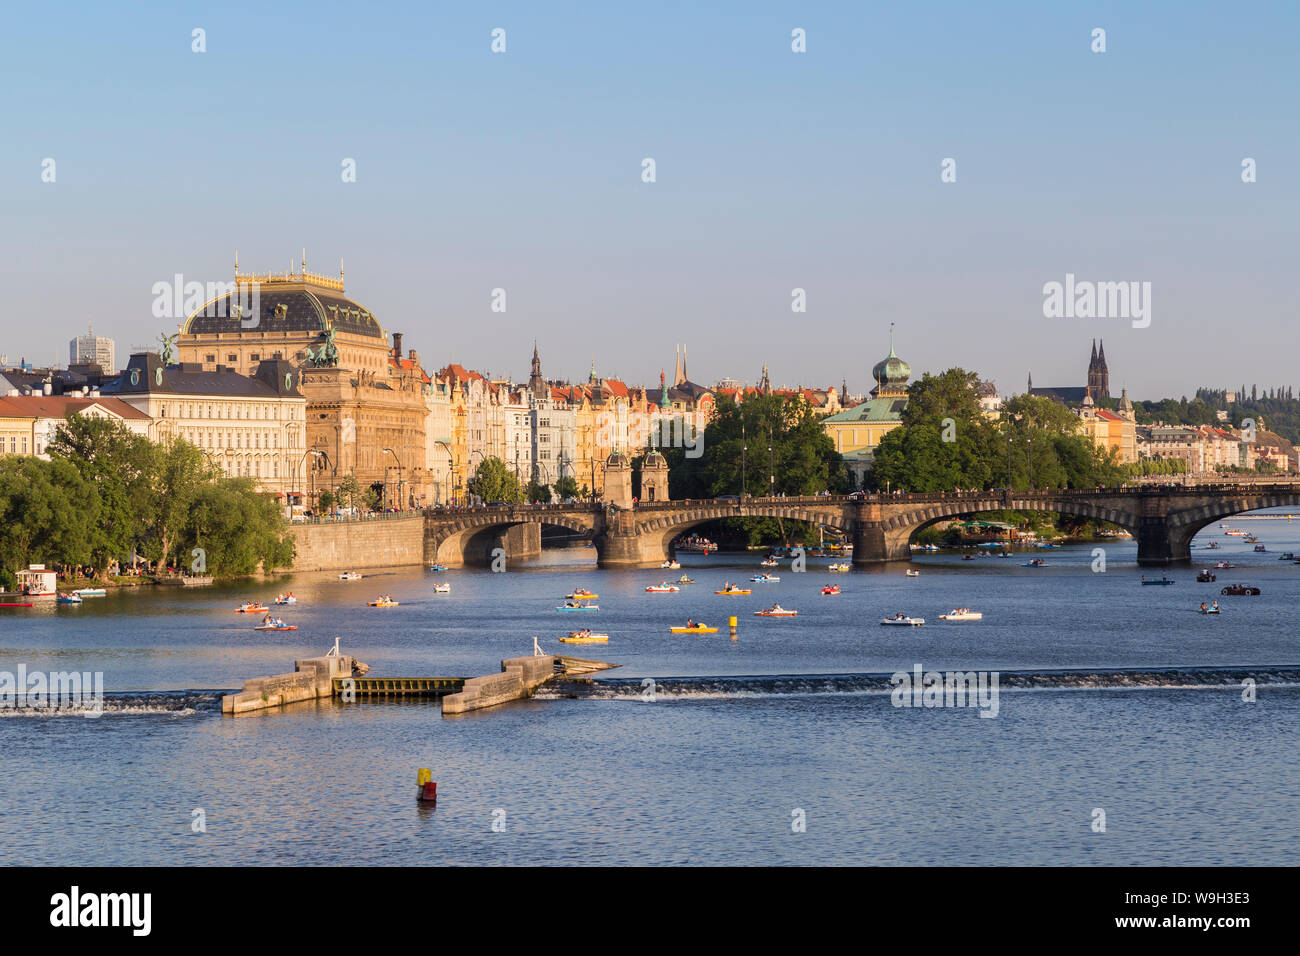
[262,614,272,624]
[1211,601,1219,611]
[686,618,695,629]
[1201,602,1208,612]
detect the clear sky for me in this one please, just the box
[1,1,1295,399]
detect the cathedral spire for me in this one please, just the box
[673,345,682,386]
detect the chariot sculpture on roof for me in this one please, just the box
[305,321,339,367]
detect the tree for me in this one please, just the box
[184,480,295,575]
[47,414,154,571]
[667,392,848,499]
[868,368,998,492]
[141,439,217,570]
[526,480,553,503]
[0,457,101,573]
[336,474,362,512]
[553,476,580,500]
[467,457,520,503]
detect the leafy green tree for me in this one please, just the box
[336,474,362,511]
[467,457,520,503]
[667,392,848,499]
[0,457,101,572]
[47,414,154,571]
[184,479,295,574]
[553,476,580,500]
[141,439,218,569]
[526,480,553,503]
[318,490,336,512]
[869,369,998,492]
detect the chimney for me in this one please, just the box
[43,383,53,396]
[392,332,403,359]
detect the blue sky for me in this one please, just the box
[2,1,1296,398]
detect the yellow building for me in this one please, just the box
[0,394,151,459]
[821,333,912,486]
[1076,388,1137,464]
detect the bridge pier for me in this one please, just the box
[594,509,667,568]
[851,522,889,565]
[1135,519,1192,566]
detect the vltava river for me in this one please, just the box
[3,510,1298,865]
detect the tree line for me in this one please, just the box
[0,415,294,587]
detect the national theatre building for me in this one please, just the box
[176,261,431,509]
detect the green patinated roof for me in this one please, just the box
[823,396,908,423]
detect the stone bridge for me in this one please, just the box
[421,483,1300,568]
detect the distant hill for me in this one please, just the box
[1125,387,1300,446]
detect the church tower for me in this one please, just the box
[528,342,544,396]
[1087,339,1110,400]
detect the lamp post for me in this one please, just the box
[768,444,774,498]
[302,449,328,512]
[433,440,455,506]
[468,449,485,505]
[741,414,747,497]
[382,447,403,511]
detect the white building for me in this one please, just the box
[70,324,116,374]
[104,352,307,499]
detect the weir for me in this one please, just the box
[222,642,615,717]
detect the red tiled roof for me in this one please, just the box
[0,395,150,420]
[437,364,486,383]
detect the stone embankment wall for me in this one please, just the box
[290,516,426,572]
[442,655,556,715]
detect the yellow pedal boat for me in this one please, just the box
[558,631,609,644]
[669,625,718,634]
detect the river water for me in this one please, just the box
[3,510,1298,865]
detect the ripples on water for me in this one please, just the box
[2,511,1298,864]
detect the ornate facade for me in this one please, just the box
[176,262,430,508]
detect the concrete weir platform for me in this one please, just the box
[222,650,364,716]
[223,646,616,717]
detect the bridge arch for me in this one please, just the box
[425,511,597,567]
[637,503,853,557]
[864,496,1142,563]
[1162,492,1300,556]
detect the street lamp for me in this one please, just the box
[433,440,455,506]
[768,444,774,498]
[302,449,328,512]
[382,447,403,511]
[741,415,747,496]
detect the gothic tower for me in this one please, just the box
[1087,339,1110,400]
[529,342,544,396]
